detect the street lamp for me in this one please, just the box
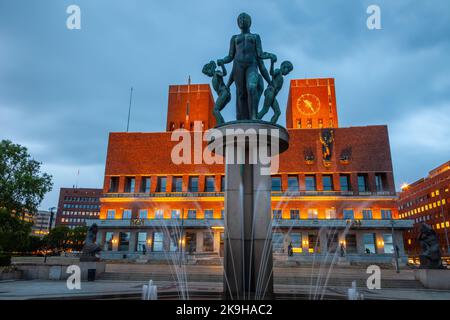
[391,218,400,273]
[44,207,57,263]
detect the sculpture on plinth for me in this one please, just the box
[79,223,102,262]
[418,223,444,269]
[206,12,293,125]
[203,13,293,300]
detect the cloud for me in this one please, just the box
[0,0,449,209]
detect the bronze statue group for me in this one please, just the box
[203,12,293,125]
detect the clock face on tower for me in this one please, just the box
[296,94,321,115]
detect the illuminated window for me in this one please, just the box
[273,210,282,220]
[307,208,318,219]
[139,209,148,219]
[204,209,214,219]
[104,232,114,251]
[381,209,392,220]
[136,232,147,252]
[154,209,164,219]
[152,232,164,252]
[343,209,354,220]
[187,209,196,219]
[363,233,377,254]
[383,234,394,254]
[106,209,115,220]
[296,119,302,128]
[122,209,132,220]
[362,209,373,220]
[290,232,302,253]
[290,209,300,220]
[325,208,336,219]
[171,209,181,219]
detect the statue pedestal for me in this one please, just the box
[79,261,106,281]
[208,121,289,300]
[414,269,450,290]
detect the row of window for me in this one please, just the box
[273,209,392,220]
[400,186,449,210]
[103,231,214,253]
[63,203,100,210]
[63,196,100,202]
[109,173,389,194]
[399,198,447,218]
[273,232,395,254]
[61,218,90,223]
[105,208,392,220]
[295,118,334,129]
[106,209,223,220]
[61,211,99,216]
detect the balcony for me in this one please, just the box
[87,218,413,230]
[87,218,224,228]
[102,190,397,200]
[273,218,414,229]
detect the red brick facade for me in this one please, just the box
[399,161,450,255]
[93,78,411,260]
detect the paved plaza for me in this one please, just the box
[1,262,450,300]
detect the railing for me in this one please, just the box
[87,218,413,229]
[103,190,397,199]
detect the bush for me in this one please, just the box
[0,254,11,266]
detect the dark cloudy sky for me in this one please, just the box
[1,0,449,210]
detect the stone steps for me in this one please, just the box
[99,272,424,289]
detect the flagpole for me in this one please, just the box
[127,87,133,132]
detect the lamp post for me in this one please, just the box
[44,207,57,263]
[391,218,400,273]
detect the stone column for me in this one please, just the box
[196,231,204,253]
[208,122,289,300]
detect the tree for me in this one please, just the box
[0,140,53,217]
[69,226,88,251]
[0,208,33,253]
[44,226,71,252]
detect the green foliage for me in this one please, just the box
[0,253,11,266]
[43,226,71,251]
[0,139,53,216]
[0,208,33,253]
[43,226,88,252]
